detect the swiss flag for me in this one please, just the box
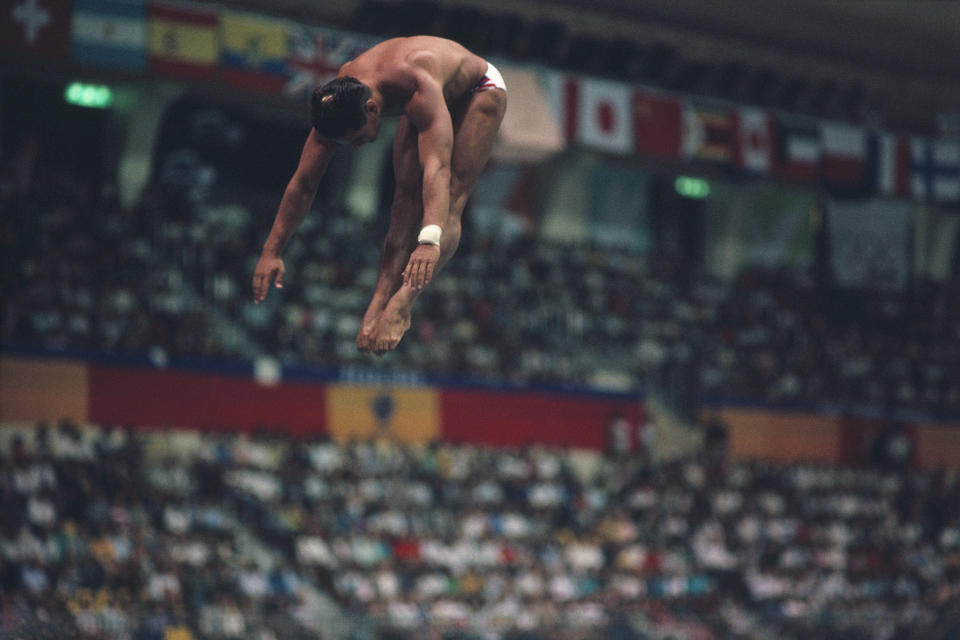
[566,76,634,153]
[733,107,775,174]
[1,0,71,59]
[633,90,683,158]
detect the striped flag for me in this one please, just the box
[147,1,218,80]
[820,121,868,190]
[220,10,289,93]
[71,0,145,71]
[683,101,735,164]
[869,133,912,198]
[776,116,821,182]
[541,71,575,143]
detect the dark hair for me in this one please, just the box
[311,77,372,139]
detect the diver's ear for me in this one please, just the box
[365,99,379,117]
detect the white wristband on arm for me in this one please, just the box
[418,224,442,246]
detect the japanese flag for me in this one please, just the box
[570,76,634,154]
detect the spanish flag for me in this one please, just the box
[325,385,440,444]
[147,2,219,80]
[219,11,289,93]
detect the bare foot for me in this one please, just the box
[356,303,384,353]
[371,297,412,355]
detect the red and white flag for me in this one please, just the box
[1,0,71,59]
[733,107,775,174]
[872,133,912,198]
[776,116,822,183]
[820,121,868,187]
[566,76,634,154]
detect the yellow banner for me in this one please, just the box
[0,357,88,423]
[148,20,218,64]
[219,11,288,63]
[710,407,841,463]
[325,385,439,444]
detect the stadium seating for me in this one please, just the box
[3,149,960,419]
[1,421,958,639]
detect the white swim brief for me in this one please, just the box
[474,62,506,92]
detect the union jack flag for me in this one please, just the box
[284,25,379,99]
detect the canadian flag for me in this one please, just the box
[565,76,634,153]
[733,107,775,174]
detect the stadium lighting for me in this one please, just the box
[64,82,114,109]
[674,175,711,199]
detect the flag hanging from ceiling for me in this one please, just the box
[2,0,71,60]
[911,138,960,204]
[564,76,635,153]
[683,101,735,164]
[633,90,683,159]
[733,106,775,175]
[820,121,868,191]
[868,133,912,198]
[284,25,379,98]
[147,1,218,80]
[71,0,145,71]
[220,10,289,93]
[776,116,822,183]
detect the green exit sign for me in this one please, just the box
[675,175,710,199]
[64,82,114,109]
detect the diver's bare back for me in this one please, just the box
[339,36,488,113]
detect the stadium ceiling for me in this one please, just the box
[249,0,959,82]
[225,0,959,129]
[568,0,960,82]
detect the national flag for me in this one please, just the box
[539,71,577,143]
[820,121,868,189]
[682,101,735,164]
[565,76,634,154]
[2,0,71,60]
[775,116,821,183]
[147,1,218,80]
[911,138,960,204]
[868,133,912,198]
[325,385,439,444]
[733,106,775,174]
[633,90,683,158]
[71,0,145,71]
[219,10,289,93]
[284,25,378,98]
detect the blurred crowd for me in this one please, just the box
[4,144,960,419]
[2,421,960,639]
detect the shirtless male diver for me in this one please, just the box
[252,36,507,354]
